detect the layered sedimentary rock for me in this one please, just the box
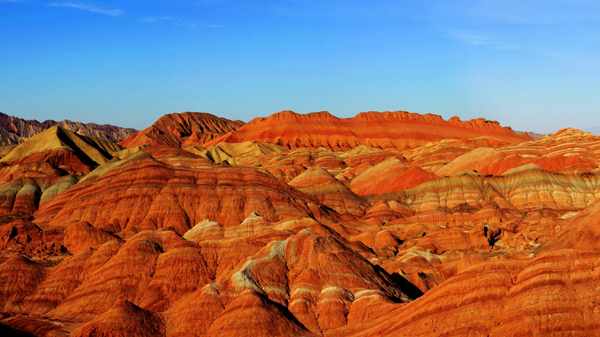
[350,157,437,195]
[3,110,600,337]
[436,128,600,176]
[0,220,413,336]
[0,126,123,171]
[33,148,335,235]
[0,127,125,218]
[72,300,166,337]
[205,110,530,151]
[402,137,507,173]
[289,166,370,216]
[0,255,46,313]
[538,199,600,252]
[0,112,137,145]
[331,249,600,337]
[121,112,245,148]
[378,165,600,217]
[185,141,288,165]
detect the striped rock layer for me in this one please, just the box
[1,111,600,337]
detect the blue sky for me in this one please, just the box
[1,0,599,133]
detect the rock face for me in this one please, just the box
[0,127,125,219]
[120,112,245,148]
[0,112,137,146]
[3,110,600,337]
[0,126,123,169]
[350,157,437,195]
[436,128,600,176]
[185,141,288,165]
[72,300,166,337]
[33,147,335,235]
[330,248,600,337]
[205,110,530,151]
[289,166,370,216]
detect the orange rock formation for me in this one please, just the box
[1,110,600,337]
[121,112,244,148]
[205,110,530,151]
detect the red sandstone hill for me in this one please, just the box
[435,128,600,176]
[204,110,531,151]
[3,110,600,337]
[120,112,245,148]
[0,112,137,146]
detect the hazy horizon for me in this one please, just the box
[2,0,599,134]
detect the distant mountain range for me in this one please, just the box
[515,130,547,141]
[584,126,600,135]
[0,112,138,146]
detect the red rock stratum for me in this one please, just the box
[121,112,245,148]
[205,110,530,151]
[1,110,600,337]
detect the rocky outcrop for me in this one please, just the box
[33,148,335,234]
[4,110,600,337]
[331,249,600,337]
[436,128,600,176]
[186,141,288,165]
[205,110,530,151]
[350,157,437,195]
[0,127,124,217]
[0,256,46,313]
[0,112,137,145]
[0,126,123,171]
[72,300,166,337]
[289,166,371,216]
[120,112,244,148]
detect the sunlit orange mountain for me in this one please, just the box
[2,110,600,337]
[204,110,531,150]
[120,112,245,148]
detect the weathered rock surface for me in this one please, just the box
[3,111,600,337]
[0,255,46,313]
[72,300,166,337]
[436,128,600,176]
[186,141,288,165]
[33,149,335,234]
[0,112,137,146]
[0,127,125,218]
[205,110,530,151]
[350,157,437,195]
[331,249,600,337]
[121,112,244,148]
[0,126,123,171]
[289,166,371,216]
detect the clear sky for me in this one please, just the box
[1,0,599,133]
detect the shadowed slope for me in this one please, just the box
[0,128,124,217]
[186,141,288,165]
[332,249,600,337]
[0,112,137,145]
[0,126,123,170]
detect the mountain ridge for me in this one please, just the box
[204,110,531,151]
[120,112,245,148]
[0,112,138,146]
[2,109,600,337]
